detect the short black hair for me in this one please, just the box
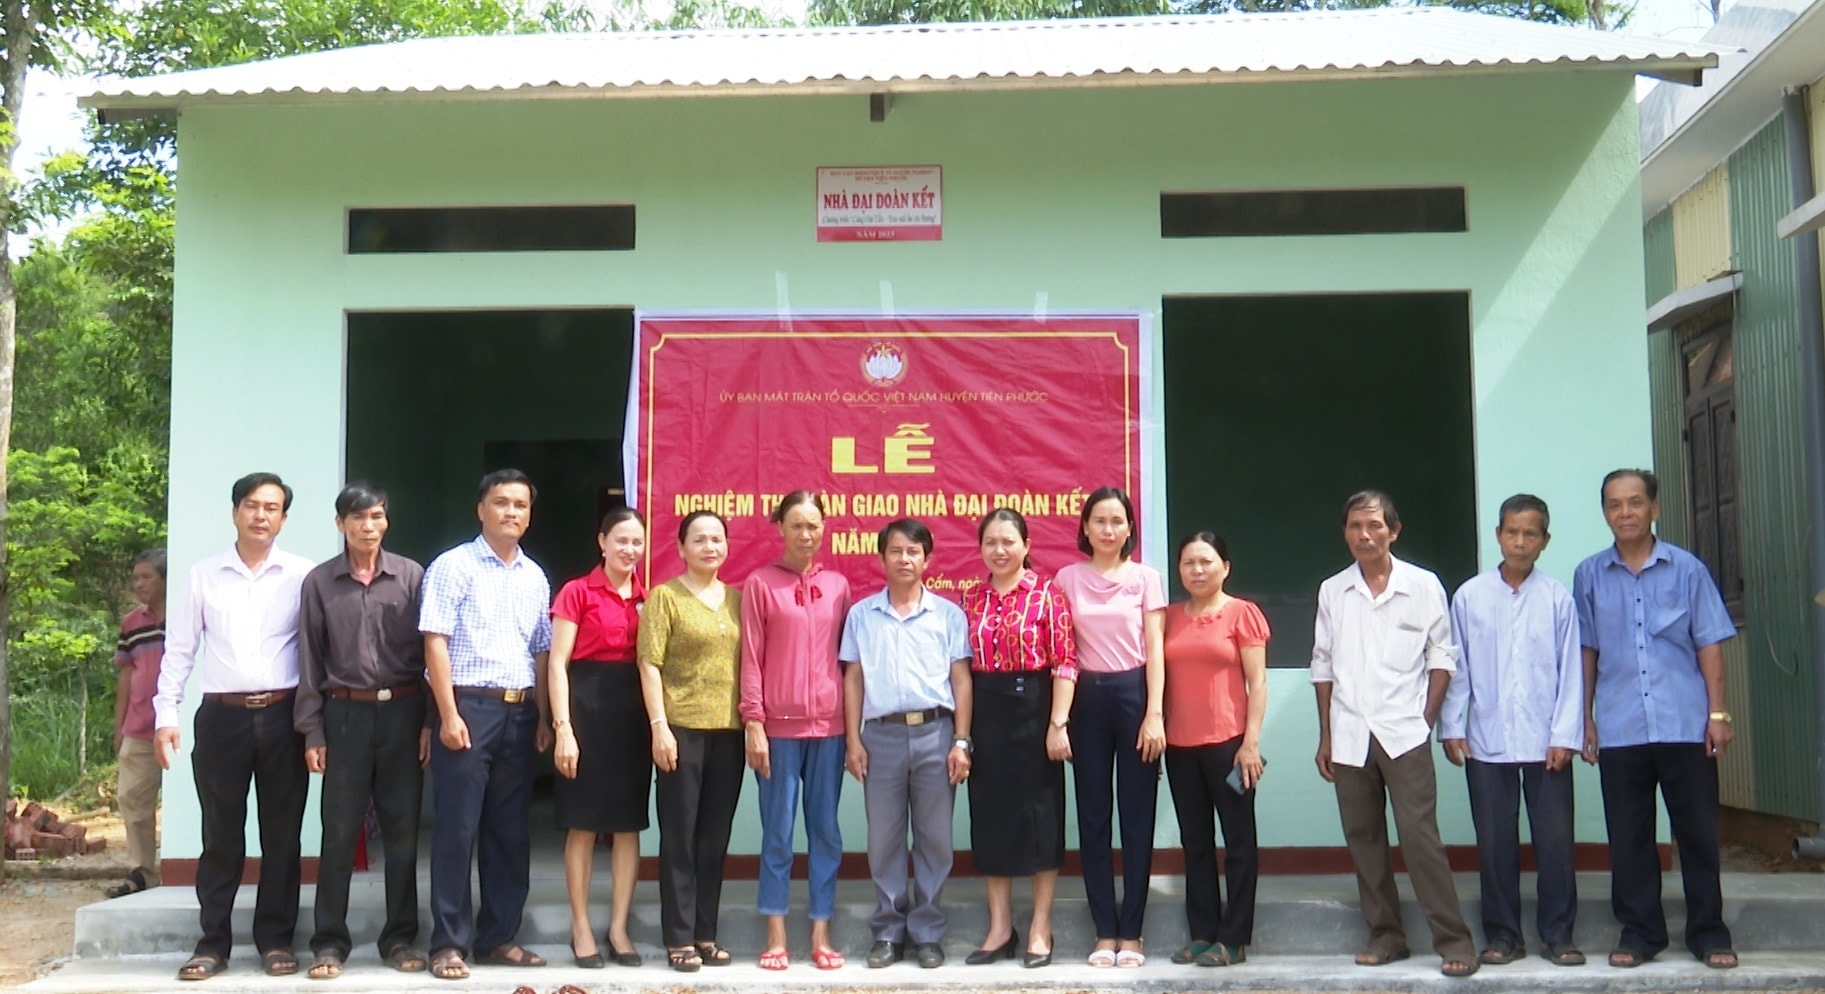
[334,481,388,519]
[232,472,294,512]
[1342,490,1400,531]
[1601,468,1658,504]
[1497,493,1550,533]
[770,490,825,524]
[1176,530,1230,564]
[978,508,1032,569]
[1076,486,1137,558]
[678,509,728,544]
[599,506,644,536]
[478,468,537,505]
[879,518,934,558]
[134,548,168,580]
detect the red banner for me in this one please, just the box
[629,314,1144,600]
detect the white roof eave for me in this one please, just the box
[80,9,1719,120]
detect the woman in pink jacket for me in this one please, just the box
[740,491,853,971]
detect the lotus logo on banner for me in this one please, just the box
[861,342,907,387]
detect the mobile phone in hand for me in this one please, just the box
[1225,765,1252,796]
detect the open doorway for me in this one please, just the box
[343,308,635,583]
[1161,293,1478,668]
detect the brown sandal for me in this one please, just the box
[429,948,470,980]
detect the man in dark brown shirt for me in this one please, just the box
[295,482,429,979]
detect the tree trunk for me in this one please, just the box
[2,0,45,886]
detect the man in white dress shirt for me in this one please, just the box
[1311,490,1478,978]
[1440,494,1584,967]
[153,473,316,981]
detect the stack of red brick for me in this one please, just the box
[3,799,108,860]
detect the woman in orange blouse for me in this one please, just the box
[960,508,1077,969]
[1163,531,1269,968]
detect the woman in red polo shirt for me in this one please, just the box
[1163,531,1269,969]
[547,507,650,969]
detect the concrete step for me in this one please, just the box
[73,872,1825,959]
[27,948,1825,994]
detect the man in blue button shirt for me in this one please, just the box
[1574,469,1738,970]
[1441,494,1584,968]
[841,518,974,970]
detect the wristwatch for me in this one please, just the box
[1708,711,1733,724]
[953,737,973,754]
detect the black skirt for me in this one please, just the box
[967,670,1065,876]
[554,660,653,833]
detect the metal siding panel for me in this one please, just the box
[1719,637,1758,810]
[1673,165,1732,289]
[1727,119,1820,821]
[1648,329,1689,548]
[1645,209,1677,306]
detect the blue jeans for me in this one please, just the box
[754,735,845,920]
[428,694,537,956]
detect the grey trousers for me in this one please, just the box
[861,717,956,944]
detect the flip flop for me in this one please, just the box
[262,949,299,976]
[306,953,342,980]
[1172,940,1212,964]
[381,945,426,972]
[812,947,845,970]
[477,943,546,967]
[428,948,469,981]
[759,948,789,970]
[176,954,225,981]
[1196,942,1246,967]
[106,871,148,899]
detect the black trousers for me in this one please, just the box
[655,728,745,948]
[1165,737,1258,946]
[1598,742,1730,959]
[1070,668,1159,940]
[312,694,426,958]
[1464,758,1576,949]
[192,696,309,960]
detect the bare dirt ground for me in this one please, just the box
[0,810,130,989]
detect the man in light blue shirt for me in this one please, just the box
[841,518,973,970]
[1440,494,1583,968]
[1574,469,1737,971]
[419,469,554,979]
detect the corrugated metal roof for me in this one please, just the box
[82,8,1719,115]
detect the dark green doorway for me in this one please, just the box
[344,309,634,585]
[1161,293,1478,668]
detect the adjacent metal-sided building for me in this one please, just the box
[1638,0,1825,832]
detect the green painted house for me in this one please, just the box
[84,9,1714,874]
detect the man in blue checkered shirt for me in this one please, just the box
[419,468,554,980]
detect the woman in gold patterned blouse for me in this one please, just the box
[639,510,744,973]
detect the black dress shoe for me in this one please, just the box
[915,943,945,969]
[571,943,606,969]
[867,941,905,968]
[966,930,1018,965]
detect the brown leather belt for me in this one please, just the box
[204,690,294,710]
[456,686,534,704]
[329,684,421,702]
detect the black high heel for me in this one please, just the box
[571,942,606,969]
[1024,932,1053,969]
[966,930,1019,966]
